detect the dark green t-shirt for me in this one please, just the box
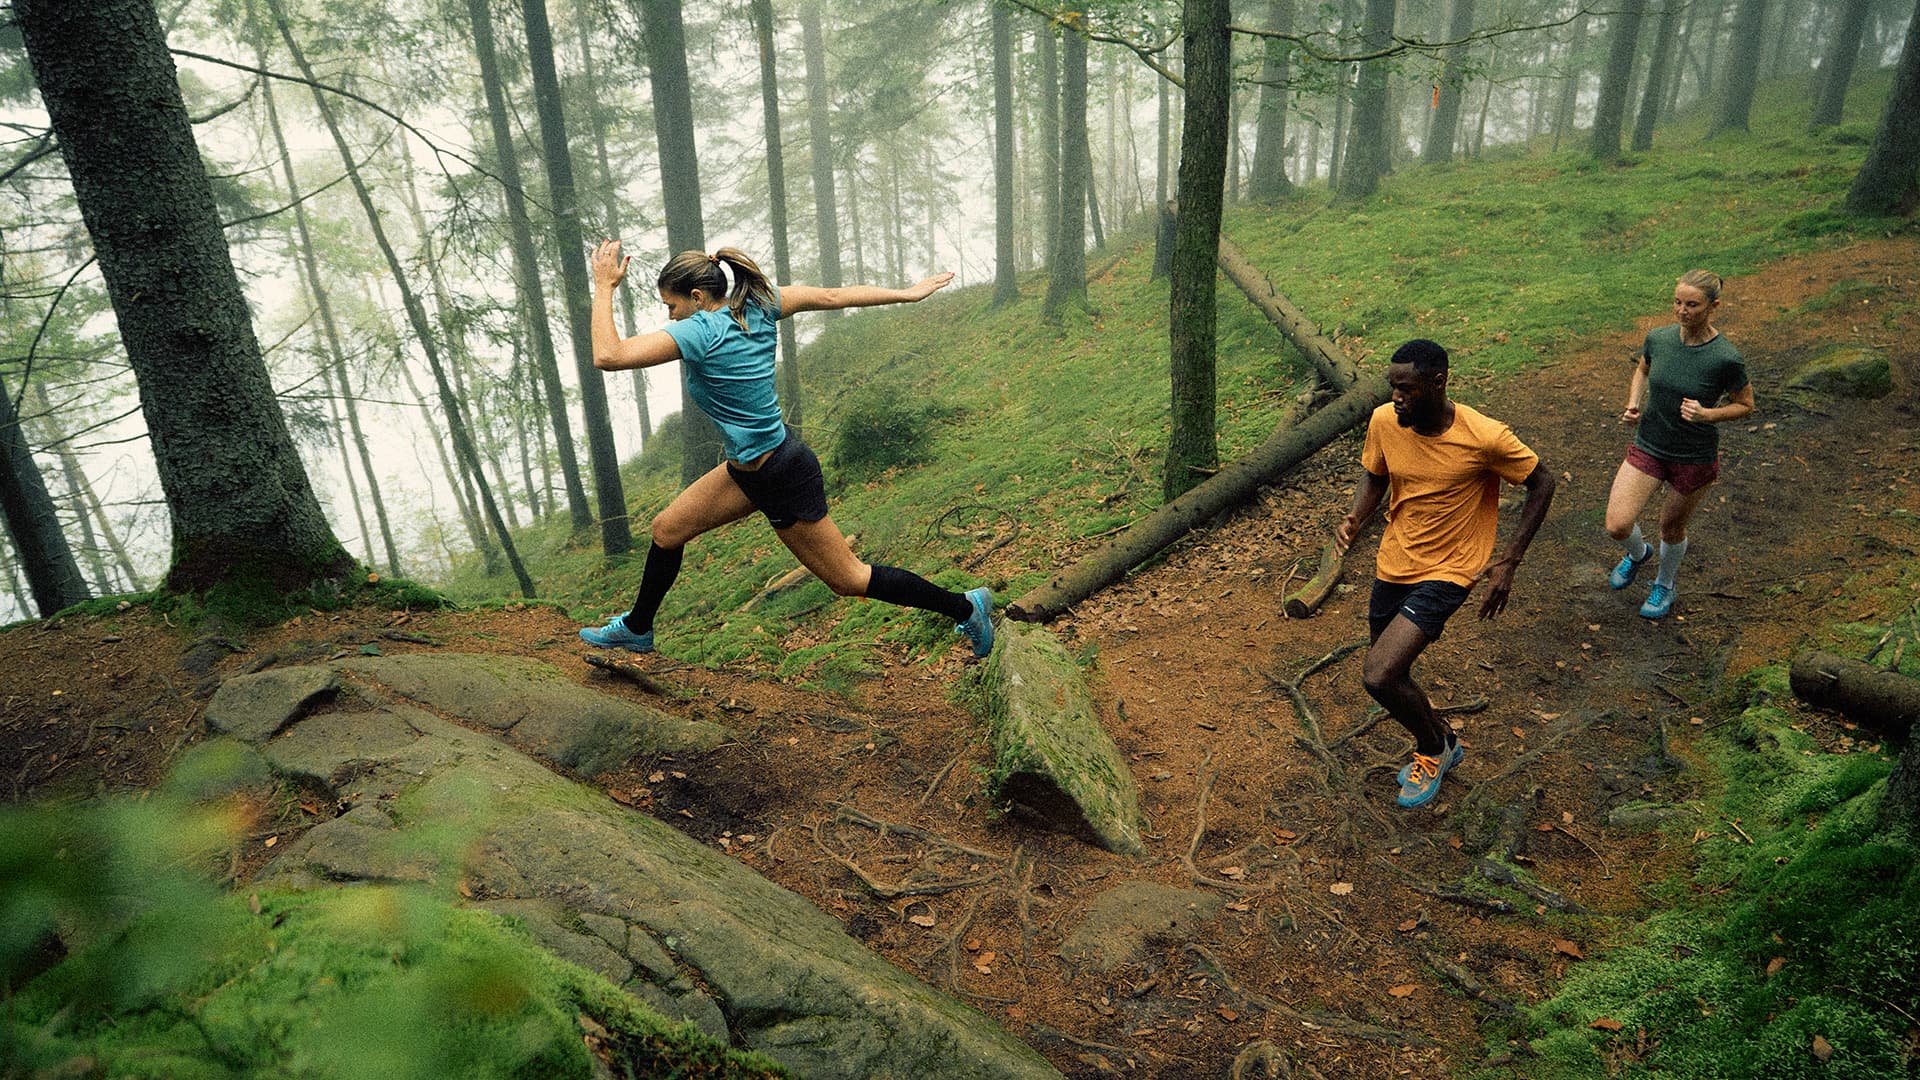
[1634,324,1749,464]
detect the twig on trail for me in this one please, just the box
[1028,1022,1140,1059]
[1370,856,1518,916]
[1422,950,1519,1017]
[831,804,1010,863]
[379,630,442,645]
[580,653,676,696]
[1184,750,1273,894]
[917,751,965,809]
[809,817,1001,899]
[1184,945,1437,1048]
[1552,824,1613,879]
[1723,817,1754,845]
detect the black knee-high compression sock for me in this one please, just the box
[622,543,685,634]
[865,564,972,622]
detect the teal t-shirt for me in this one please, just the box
[663,288,786,463]
[1634,323,1749,464]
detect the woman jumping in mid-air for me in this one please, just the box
[1604,269,1754,619]
[577,240,994,660]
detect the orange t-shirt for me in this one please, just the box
[1361,402,1539,587]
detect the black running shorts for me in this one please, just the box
[1368,578,1471,641]
[726,431,830,530]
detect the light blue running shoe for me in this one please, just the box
[1639,583,1675,620]
[1609,545,1652,590]
[580,616,654,653]
[1397,738,1464,809]
[956,587,995,658]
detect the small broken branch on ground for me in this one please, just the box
[581,653,676,696]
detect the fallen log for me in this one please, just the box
[1215,236,1358,392]
[1282,535,1343,619]
[1009,370,1388,622]
[982,620,1146,855]
[1789,649,1920,737]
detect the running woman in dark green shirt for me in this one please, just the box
[1603,270,1755,619]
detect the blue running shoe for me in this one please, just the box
[1397,738,1464,809]
[956,587,995,658]
[1639,583,1675,620]
[580,616,654,653]
[1609,545,1652,590]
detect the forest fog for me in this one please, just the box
[2,0,1911,622]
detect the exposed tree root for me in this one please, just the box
[1422,950,1520,1017]
[1370,856,1519,916]
[1184,945,1437,1048]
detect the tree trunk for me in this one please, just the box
[1214,236,1358,391]
[1709,0,1771,136]
[1164,0,1232,502]
[257,38,402,576]
[1151,69,1173,281]
[1845,0,1920,215]
[1039,21,1062,282]
[269,0,534,596]
[29,381,138,591]
[1337,0,1395,199]
[1249,0,1295,200]
[1812,0,1873,128]
[1551,13,1588,152]
[572,0,652,450]
[523,0,631,551]
[1042,19,1090,321]
[17,0,350,597]
[1424,0,1476,165]
[1631,1,1681,151]
[745,0,803,443]
[991,0,1021,305]
[462,0,594,535]
[0,383,88,615]
[1014,371,1389,622]
[800,3,843,297]
[1590,0,1648,160]
[634,0,724,488]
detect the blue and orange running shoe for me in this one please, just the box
[956,587,995,659]
[580,616,655,653]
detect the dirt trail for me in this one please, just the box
[4,240,1916,1078]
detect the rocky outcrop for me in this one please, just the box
[202,658,1059,1080]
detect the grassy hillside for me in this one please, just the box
[444,69,1907,679]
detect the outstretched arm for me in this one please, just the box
[776,272,954,318]
[590,239,681,371]
[1474,463,1556,619]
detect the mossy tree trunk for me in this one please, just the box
[1589,0,1648,161]
[1164,0,1231,501]
[16,0,351,598]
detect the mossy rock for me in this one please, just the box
[982,621,1145,856]
[1784,345,1893,400]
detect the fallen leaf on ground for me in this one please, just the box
[1766,956,1785,977]
[908,913,936,928]
[1329,882,1353,896]
[1397,917,1421,932]
[1555,939,1585,960]
[1217,1006,1239,1021]
[1388,984,1418,998]
[1590,1017,1624,1032]
[1812,1035,1833,1062]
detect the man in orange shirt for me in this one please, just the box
[1335,340,1556,808]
